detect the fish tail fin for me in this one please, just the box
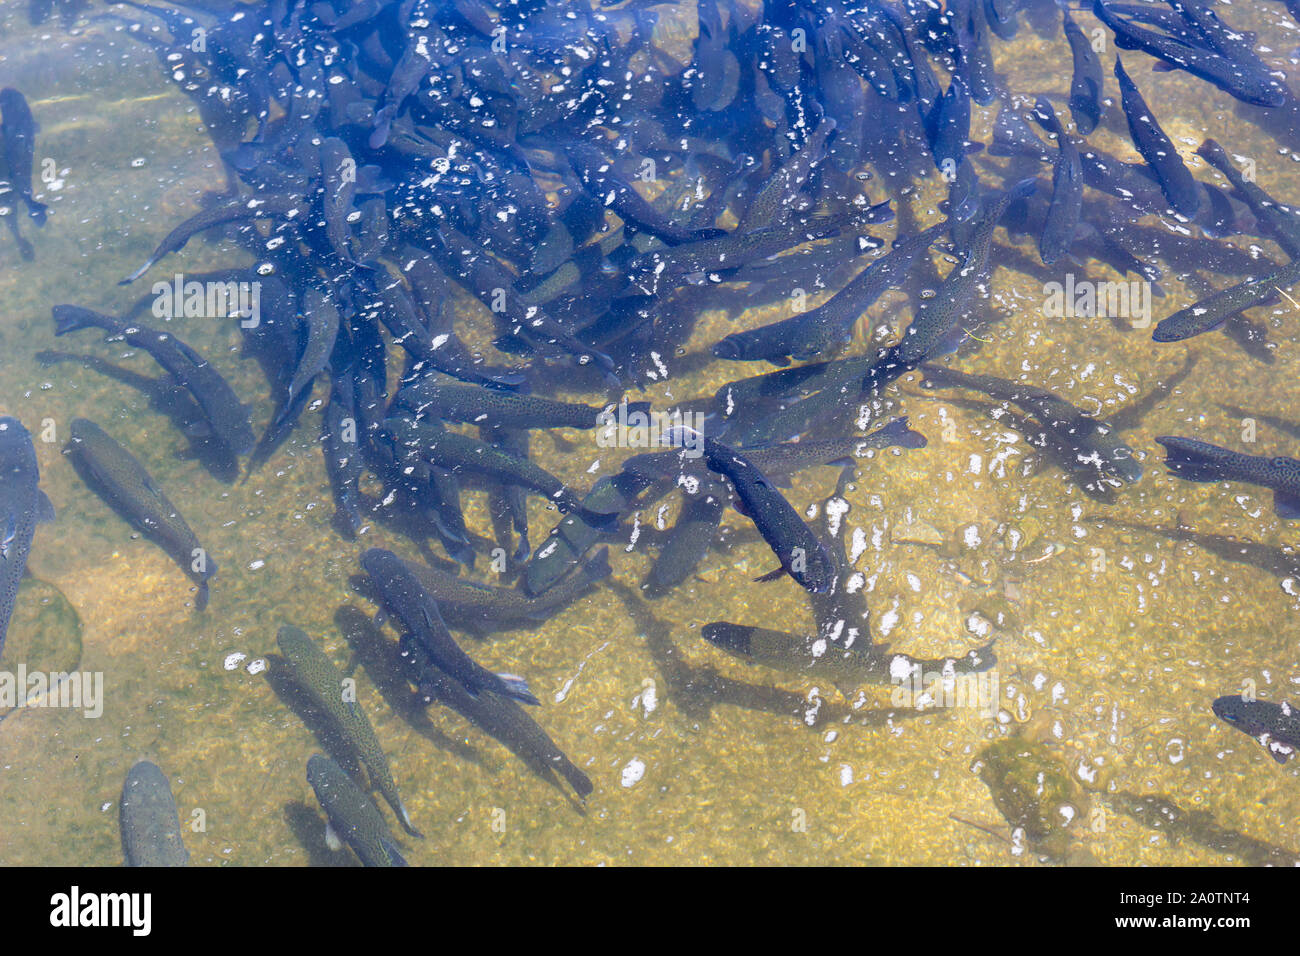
[576,506,620,532]
[1029,97,1063,137]
[382,837,409,866]
[51,306,98,337]
[496,672,540,706]
[557,758,594,799]
[369,108,394,150]
[195,581,210,612]
[580,545,613,584]
[872,416,928,450]
[396,801,424,839]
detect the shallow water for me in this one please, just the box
[1,0,1299,866]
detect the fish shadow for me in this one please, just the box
[283,800,357,868]
[608,580,920,730]
[338,602,587,811]
[334,604,485,765]
[1089,515,1300,580]
[37,349,240,483]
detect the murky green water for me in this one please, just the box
[1,1,1299,866]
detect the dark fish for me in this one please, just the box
[925,72,972,172]
[0,417,53,661]
[643,480,727,599]
[280,288,339,421]
[523,470,661,597]
[0,88,48,224]
[370,38,432,149]
[920,364,1143,493]
[398,380,647,432]
[120,760,188,867]
[701,622,996,694]
[745,419,929,472]
[400,635,593,800]
[372,422,476,566]
[276,625,420,837]
[52,306,255,456]
[674,433,837,594]
[371,274,524,390]
[0,182,34,260]
[1213,695,1300,764]
[1093,0,1288,107]
[625,418,927,485]
[1113,56,1200,219]
[1197,138,1300,258]
[688,0,741,112]
[813,18,869,171]
[627,207,883,294]
[1152,256,1300,342]
[1165,0,1262,64]
[1063,9,1104,134]
[322,366,364,538]
[953,0,999,106]
[564,140,726,246]
[306,754,406,867]
[731,358,879,447]
[381,416,615,529]
[408,547,610,636]
[1030,97,1083,266]
[992,108,1174,216]
[945,155,981,224]
[883,2,942,112]
[429,224,616,379]
[863,179,1037,394]
[64,419,216,609]
[360,548,539,705]
[319,138,361,263]
[737,114,837,231]
[481,423,532,563]
[712,224,943,364]
[1156,436,1300,518]
[117,192,302,286]
[983,0,1020,42]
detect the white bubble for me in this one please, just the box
[620,758,646,788]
